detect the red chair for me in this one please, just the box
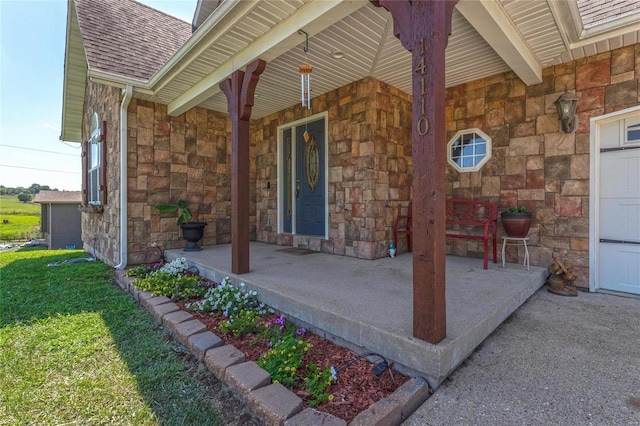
[393,202,412,252]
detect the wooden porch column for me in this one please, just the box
[371,0,457,344]
[220,59,266,274]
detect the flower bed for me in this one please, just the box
[127,258,409,422]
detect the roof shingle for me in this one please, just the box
[577,0,640,29]
[74,0,193,81]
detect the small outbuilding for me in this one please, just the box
[34,191,82,250]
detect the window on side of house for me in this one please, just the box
[447,128,492,172]
[82,113,106,206]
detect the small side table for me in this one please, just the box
[502,237,530,270]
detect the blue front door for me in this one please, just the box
[295,119,325,236]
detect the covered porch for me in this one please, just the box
[166,242,546,388]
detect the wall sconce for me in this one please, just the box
[554,87,579,133]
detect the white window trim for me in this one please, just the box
[88,113,103,205]
[447,128,492,172]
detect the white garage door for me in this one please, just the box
[597,111,640,294]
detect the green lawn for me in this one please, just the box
[0,195,40,215]
[0,248,223,425]
[0,195,41,241]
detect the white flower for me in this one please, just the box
[330,366,338,381]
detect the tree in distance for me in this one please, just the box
[17,193,33,203]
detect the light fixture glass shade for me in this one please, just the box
[554,88,579,133]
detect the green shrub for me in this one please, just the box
[218,309,262,337]
[258,335,312,387]
[125,262,162,278]
[130,257,212,300]
[260,314,302,346]
[304,362,334,406]
[134,272,213,300]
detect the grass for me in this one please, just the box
[0,195,40,215]
[0,195,41,241]
[0,248,223,425]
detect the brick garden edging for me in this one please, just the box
[116,271,430,425]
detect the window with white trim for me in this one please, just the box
[83,113,106,205]
[447,128,492,172]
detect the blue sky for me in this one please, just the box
[0,0,196,191]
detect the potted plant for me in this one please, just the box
[155,200,207,251]
[501,206,532,238]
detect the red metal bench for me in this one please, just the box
[393,199,498,269]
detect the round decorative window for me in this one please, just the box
[447,128,492,172]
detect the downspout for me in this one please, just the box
[115,85,133,269]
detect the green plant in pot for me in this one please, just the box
[155,200,207,251]
[501,206,532,238]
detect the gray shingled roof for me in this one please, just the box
[34,191,82,204]
[577,0,640,29]
[74,0,192,81]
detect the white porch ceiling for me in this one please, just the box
[118,0,640,120]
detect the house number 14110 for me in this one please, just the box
[415,37,429,136]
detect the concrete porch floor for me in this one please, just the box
[165,242,546,388]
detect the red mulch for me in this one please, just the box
[177,303,409,422]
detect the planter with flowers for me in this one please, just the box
[500,206,532,238]
[155,200,207,251]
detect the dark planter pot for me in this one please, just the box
[179,222,207,251]
[501,212,532,238]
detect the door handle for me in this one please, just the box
[600,238,640,245]
[296,179,300,200]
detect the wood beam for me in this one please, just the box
[371,0,457,344]
[456,0,542,86]
[220,59,266,274]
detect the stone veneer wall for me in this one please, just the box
[253,77,412,260]
[83,45,638,277]
[81,79,237,266]
[127,101,237,265]
[253,44,638,283]
[443,44,639,288]
[81,79,121,265]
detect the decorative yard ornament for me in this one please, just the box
[388,241,396,258]
[298,29,312,110]
[547,251,578,296]
[555,87,579,133]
